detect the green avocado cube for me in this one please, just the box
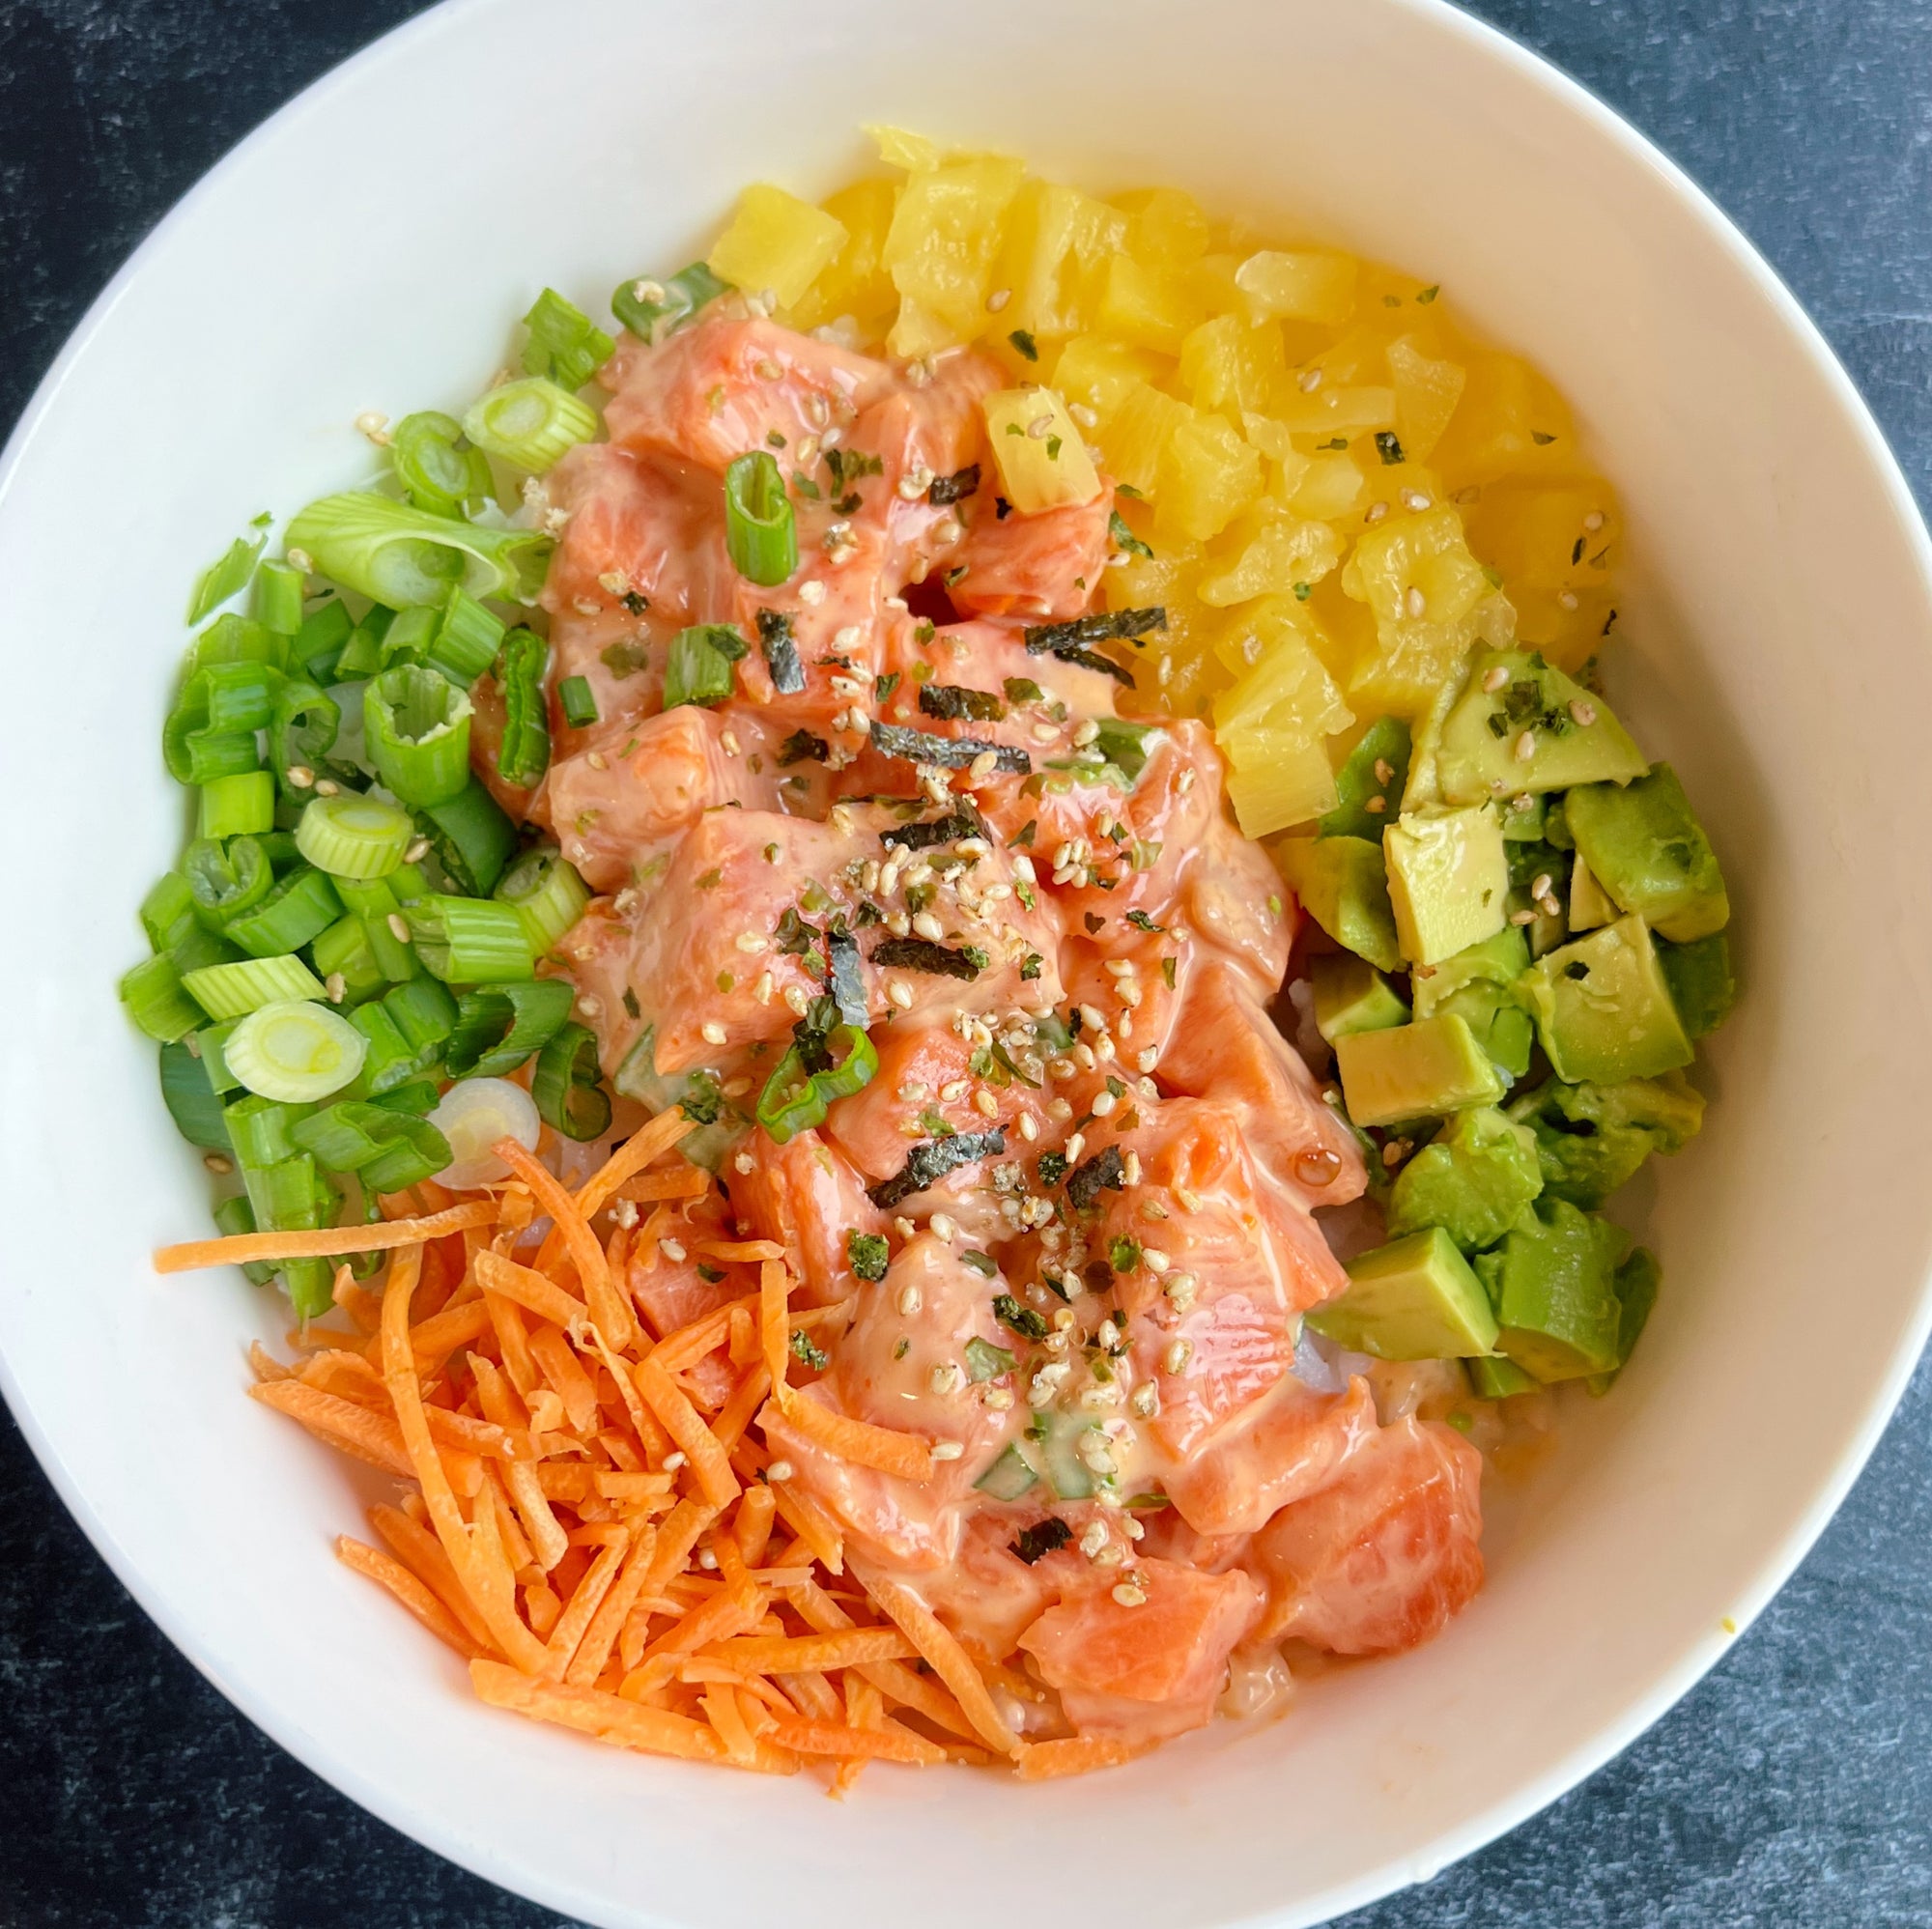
[1476,1199,1631,1381]
[1276,835,1401,972]
[1568,852,1617,933]
[1564,763,1729,943]
[1658,931,1737,1039]
[1468,1354,1539,1398]
[1413,924,1534,1077]
[1522,915,1693,1084]
[1334,1013,1505,1128]
[1435,650,1650,807]
[1318,717,1412,841]
[1312,951,1410,1044]
[1309,1226,1500,1360]
[1501,794,1548,842]
[1384,805,1509,965]
[1587,1247,1662,1394]
[1509,1072,1704,1207]
[1387,1106,1545,1252]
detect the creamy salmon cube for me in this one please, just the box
[724,1126,888,1309]
[951,489,1114,621]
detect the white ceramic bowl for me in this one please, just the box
[3,1,1929,1923]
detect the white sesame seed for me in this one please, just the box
[700,1021,727,1046]
[896,1284,923,1316]
[1365,501,1389,525]
[1027,414,1053,440]
[660,1238,687,1263]
[204,1152,233,1176]
[1072,719,1100,749]
[754,972,774,1006]
[1065,1132,1086,1165]
[1130,1381,1160,1418]
[355,409,390,443]
[929,1361,964,1394]
[1557,589,1579,610]
[1017,1112,1038,1142]
[1091,1091,1118,1118]
[386,913,411,944]
[577,994,603,1020]
[663,1450,688,1470]
[930,1212,958,1244]
[1111,1581,1147,1607]
[968,751,999,783]
[734,1150,756,1176]
[1297,368,1322,393]
[930,1439,964,1461]
[895,1215,917,1241]
[1405,585,1428,618]
[1583,509,1605,532]
[887,979,914,1010]
[986,287,1012,312]
[766,1460,794,1482]
[285,547,313,574]
[1164,1273,1199,1313]
[913,912,946,943]
[1122,1150,1142,1185]
[1570,697,1598,726]
[1514,730,1537,763]
[314,779,339,797]
[1163,1339,1193,1374]
[1402,489,1434,512]
[1510,907,1539,925]
[403,837,431,865]
[1176,769,1196,796]
[286,764,314,788]
[974,1089,1000,1119]
[821,426,845,450]
[798,579,827,607]
[1142,1248,1171,1274]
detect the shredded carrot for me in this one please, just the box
[761,1395,935,1484]
[544,1534,630,1680]
[335,1537,483,1660]
[616,1168,710,1206]
[574,1108,697,1221]
[696,1238,785,1264]
[492,1137,633,1350]
[634,1357,739,1509]
[769,1716,947,1766]
[470,1660,731,1764]
[527,1325,600,1433]
[368,1504,497,1654]
[247,1379,417,1484]
[650,1292,759,1374]
[331,1266,382,1334]
[565,1523,659,1688]
[733,1485,777,1571]
[1014,1736,1150,1781]
[715,1629,919,1674]
[473,1250,588,1331]
[758,1260,791,1404]
[853,1568,1019,1757]
[156,1199,496,1272]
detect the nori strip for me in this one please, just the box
[827,927,867,1025]
[928,464,981,507]
[1010,1518,1071,1564]
[869,723,1030,774]
[755,608,806,695]
[867,1129,1007,1208]
[1065,1144,1127,1210]
[869,937,984,980]
[879,808,984,852]
[777,729,829,766]
[919,684,1006,723]
[1022,607,1167,687]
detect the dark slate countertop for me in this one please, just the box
[2,2,1928,1922]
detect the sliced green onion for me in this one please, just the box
[964,1335,1016,1383]
[295,792,412,879]
[724,451,797,586]
[292,1100,452,1193]
[389,411,492,519]
[334,606,393,679]
[611,262,730,344]
[427,1077,541,1189]
[335,875,419,981]
[532,1021,611,1141]
[225,1093,306,1169]
[444,979,575,1077]
[185,836,273,927]
[347,1004,425,1095]
[211,1194,277,1286]
[420,780,517,895]
[165,670,264,785]
[252,559,306,636]
[199,771,275,840]
[166,920,243,976]
[522,288,614,389]
[222,865,342,957]
[121,954,204,1041]
[407,895,534,983]
[284,492,553,608]
[495,846,590,951]
[309,914,385,1002]
[291,599,354,681]
[196,1020,242,1093]
[558,674,599,728]
[159,1040,233,1149]
[379,603,439,669]
[369,1078,440,1116]
[385,977,460,1057]
[255,831,302,873]
[187,530,268,623]
[664,625,748,709]
[426,587,506,689]
[201,659,283,732]
[364,665,473,807]
[268,677,342,798]
[182,953,327,1020]
[191,612,287,674]
[462,377,599,473]
[755,1024,878,1144]
[224,997,368,1102]
[141,873,196,950]
[493,629,551,788]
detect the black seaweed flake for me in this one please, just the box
[879,808,984,852]
[827,927,867,1025]
[755,608,807,695]
[867,1129,1007,1209]
[1022,609,1165,688]
[919,683,1005,723]
[1010,1518,1071,1564]
[777,729,830,766]
[1065,1144,1127,1210]
[1375,431,1406,465]
[869,937,984,980]
[869,723,1030,774]
[928,464,981,507]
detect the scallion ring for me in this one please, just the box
[295,792,413,880]
[223,998,368,1103]
[724,450,798,586]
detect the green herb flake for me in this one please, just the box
[1161,956,1177,990]
[788,1328,830,1372]
[1375,431,1406,465]
[792,471,822,499]
[1417,285,1440,304]
[993,1292,1049,1341]
[917,1107,957,1139]
[958,1250,998,1277]
[875,670,901,703]
[1019,951,1043,980]
[847,1231,890,1282]
[1009,329,1039,362]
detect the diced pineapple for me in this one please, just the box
[1236,250,1358,326]
[1050,336,1170,429]
[1199,510,1343,606]
[1119,187,1212,267]
[982,387,1102,513]
[997,181,1125,341]
[1188,253,1248,319]
[1341,504,1499,715]
[888,297,958,360]
[1430,352,1578,489]
[1098,254,1201,355]
[1098,382,1192,496]
[1157,411,1263,542]
[1179,315,1290,415]
[1466,479,1619,668]
[1213,612,1353,836]
[1288,450,1368,521]
[1274,384,1397,436]
[1226,737,1340,837]
[883,156,1027,345]
[867,124,943,171]
[788,178,899,333]
[1211,597,1349,719]
[1106,541,1222,716]
[1387,335,1466,462]
[707,185,849,310]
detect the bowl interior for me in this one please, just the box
[3,1,1930,1925]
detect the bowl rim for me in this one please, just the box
[3,0,1930,1923]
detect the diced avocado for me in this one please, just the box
[1436,650,1649,806]
[1509,1072,1704,1207]
[1312,951,1409,1044]
[1475,1198,1630,1381]
[1398,658,1467,813]
[1564,763,1729,943]
[1542,793,1575,850]
[1587,1247,1662,1395]
[1334,1012,1505,1128]
[1384,805,1509,965]
[1658,931,1737,1039]
[1276,835,1400,972]
[1387,1105,1544,1252]
[1522,915,1693,1083]
[1568,851,1616,932]
[1308,1226,1500,1360]
[1501,794,1548,842]
[1468,1354,1539,1399]
[1412,925,1534,1078]
[1319,717,1412,841]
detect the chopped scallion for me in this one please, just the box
[494,845,591,952]
[493,628,552,788]
[388,411,492,519]
[120,954,205,1041]
[187,530,268,623]
[724,451,798,586]
[405,895,534,984]
[363,665,472,807]
[532,1020,611,1141]
[462,376,600,473]
[223,997,368,1103]
[521,288,614,388]
[419,779,518,895]
[295,792,412,880]
[251,558,306,636]
[664,625,749,709]
[222,865,343,958]
[557,674,600,728]
[284,492,552,608]
[182,952,327,1021]
[611,261,729,344]
[198,771,276,840]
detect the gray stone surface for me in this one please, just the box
[1,2,1927,1923]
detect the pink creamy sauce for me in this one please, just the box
[483,301,1485,1748]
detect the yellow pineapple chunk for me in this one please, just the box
[1235,250,1358,326]
[883,156,1027,346]
[1157,411,1263,542]
[983,387,1101,513]
[1098,382,1192,496]
[997,181,1124,341]
[1431,352,1577,488]
[1287,450,1368,520]
[1226,739,1340,838]
[788,178,898,332]
[1179,315,1289,415]
[1466,480,1620,669]
[1200,511,1343,606]
[708,185,848,310]
[1098,254,1200,355]
[1120,187,1212,267]
[1212,608,1353,836]
[1387,335,1466,462]
[1274,384,1397,436]
[867,124,943,171]
[1051,336,1169,430]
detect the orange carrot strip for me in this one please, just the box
[481,1288,537,1401]
[760,1396,934,1484]
[248,1379,416,1483]
[335,1536,483,1660]
[247,1341,292,1383]
[696,1238,785,1264]
[621,1579,761,1698]
[702,1683,760,1767]
[651,1293,760,1374]
[544,1534,631,1680]
[469,1660,725,1763]
[527,1325,600,1434]
[574,1108,698,1221]
[769,1716,946,1766]
[616,1168,710,1206]
[595,1471,674,1504]
[853,1568,1018,1757]
[407,1297,492,1369]
[492,1137,633,1350]
[714,1630,919,1673]
[565,1522,660,1688]
[581,1321,670,1460]
[758,1261,791,1405]
[781,1574,976,1742]
[712,1364,771,1454]
[381,1248,550,1673]
[369,1504,497,1653]
[331,1266,382,1334]
[617,1499,719,1672]
[1014,1736,1149,1781]
[474,1250,589,1332]
[733,1485,777,1572]
[480,1461,537,1575]
[156,1200,496,1272]
[469,1354,569,1572]
[765,1481,844,1577]
[634,1357,739,1508]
